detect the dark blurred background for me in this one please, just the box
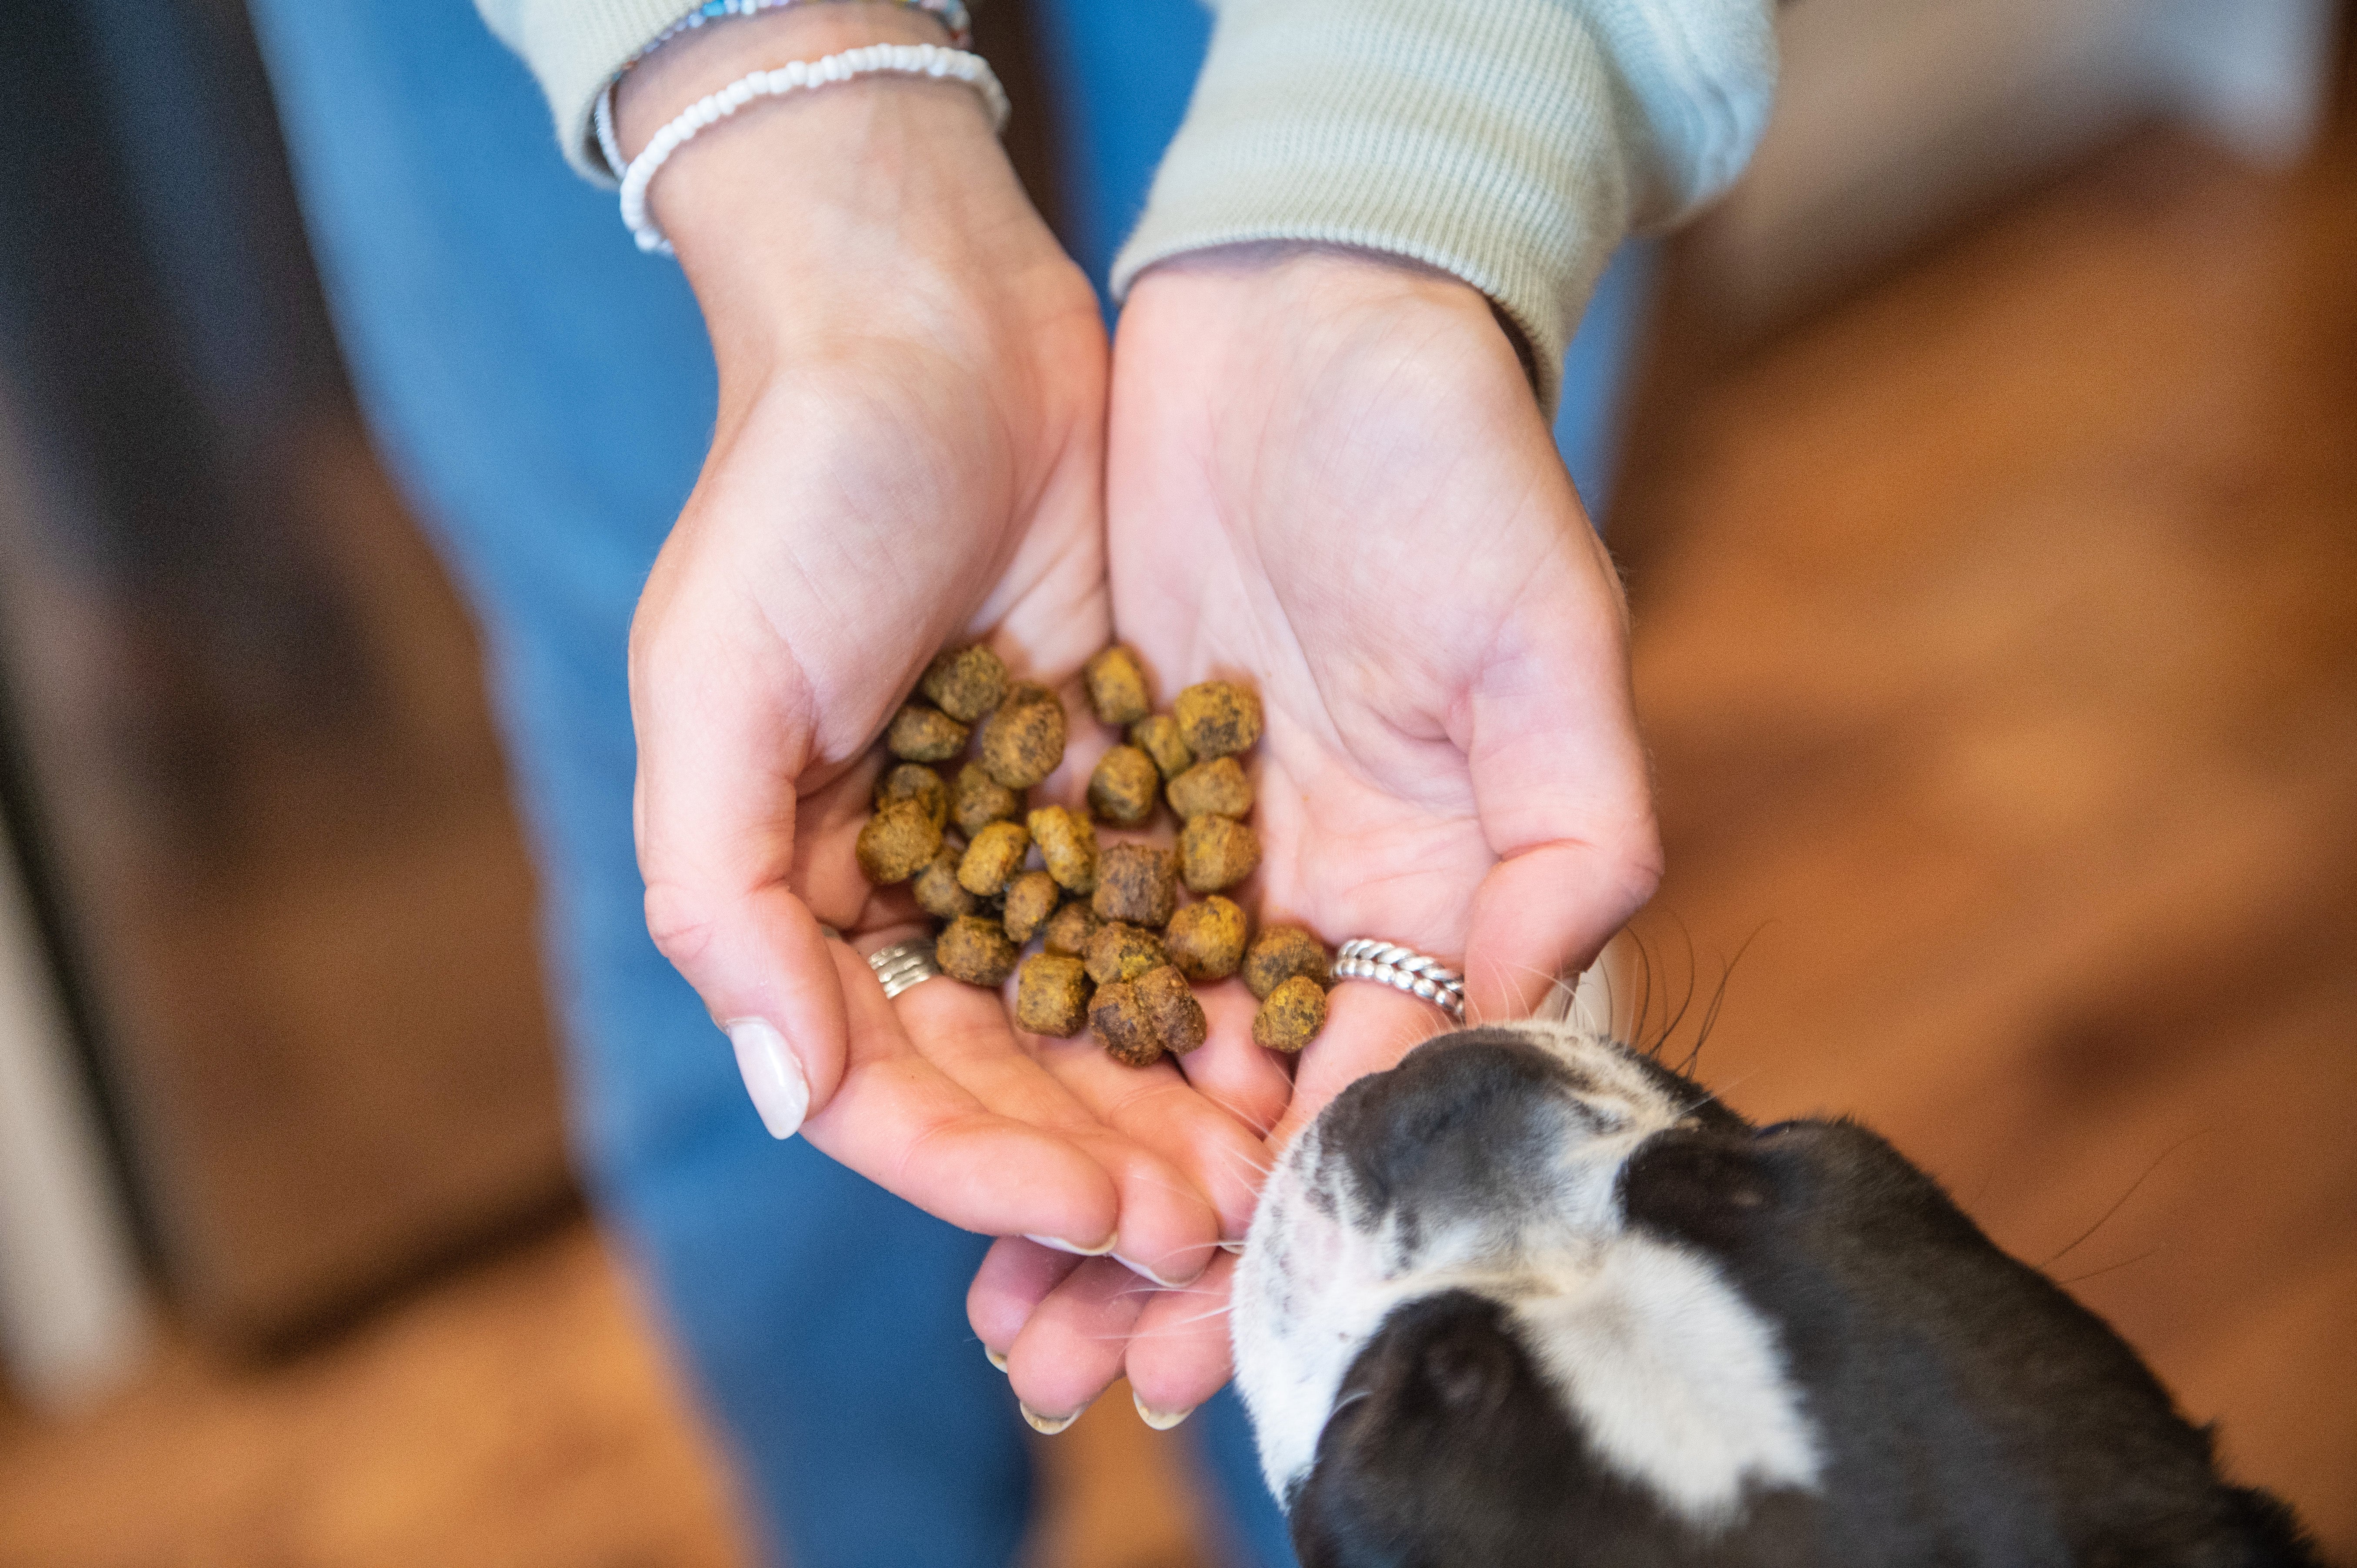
[0,0,2349,1565]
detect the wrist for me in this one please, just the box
[1138,242,1490,316]
[1129,243,1518,378]
[615,8,1050,383]
[613,4,953,159]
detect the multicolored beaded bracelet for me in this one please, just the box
[594,0,976,177]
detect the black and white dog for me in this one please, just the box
[1234,1016,2319,1567]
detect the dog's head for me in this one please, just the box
[1235,1020,2316,1568]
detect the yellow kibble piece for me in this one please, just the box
[1167,756,1251,820]
[919,645,1010,723]
[1129,714,1194,780]
[1243,925,1329,1000]
[937,916,1019,987]
[856,801,942,885]
[1164,897,1247,981]
[1088,745,1161,826]
[1002,870,1061,945]
[958,820,1031,897]
[1015,954,1092,1037]
[887,703,967,762]
[1092,843,1179,928]
[1083,646,1153,726]
[978,682,1066,789]
[1174,682,1262,760]
[1180,814,1260,893]
[1253,975,1327,1052]
[913,839,977,919]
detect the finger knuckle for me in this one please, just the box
[642,881,720,970]
[1591,813,1665,915]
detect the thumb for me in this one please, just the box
[630,599,852,1139]
[1459,597,1661,1023]
[1463,836,1657,1025]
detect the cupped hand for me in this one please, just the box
[985,243,1663,1423]
[621,6,1218,1273]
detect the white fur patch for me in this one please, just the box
[1518,1235,1821,1522]
[1234,1022,1822,1525]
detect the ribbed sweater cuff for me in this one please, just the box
[480,0,702,184]
[1112,0,1641,412]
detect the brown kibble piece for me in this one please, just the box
[958,819,1031,896]
[1089,980,1161,1067]
[1129,714,1194,780]
[919,645,1009,723]
[1087,745,1160,826]
[1092,843,1179,927]
[1135,964,1208,1056]
[1174,681,1263,759]
[1243,925,1330,1000]
[1026,806,1100,894]
[979,682,1067,789]
[1042,901,1103,959]
[1167,756,1252,820]
[1083,646,1153,726]
[1015,954,1092,1037]
[1083,921,1169,986]
[937,916,1018,987]
[874,762,949,829]
[1002,870,1061,945]
[913,839,978,919]
[1253,975,1327,1052]
[950,763,1022,838]
[1164,896,1247,981]
[887,703,967,762]
[1180,814,1260,893]
[856,801,941,885]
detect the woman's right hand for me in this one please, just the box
[621,4,1222,1276]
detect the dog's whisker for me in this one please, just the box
[1214,1143,1277,1179]
[2041,1132,2205,1268]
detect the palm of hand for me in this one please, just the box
[630,253,1240,1256]
[639,320,1108,935]
[1110,253,1659,1127]
[977,251,1663,1425]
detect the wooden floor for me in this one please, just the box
[1615,108,2357,1553]
[5,91,2353,1568]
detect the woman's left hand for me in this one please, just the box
[976,243,1663,1427]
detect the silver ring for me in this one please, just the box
[868,938,942,1001]
[1334,939,1466,1021]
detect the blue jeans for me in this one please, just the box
[244,3,1644,1563]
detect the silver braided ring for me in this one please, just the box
[1334,939,1466,1021]
[868,938,942,1001]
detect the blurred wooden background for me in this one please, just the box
[3,41,2353,1568]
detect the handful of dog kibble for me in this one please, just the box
[855,644,1331,1065]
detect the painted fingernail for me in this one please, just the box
[985,1346,1009,1372]
[1114,1254,1196,1289]
[1218,1240,1247,1255]
[1020,1401,1081,1435]
[1023,1232,1118,1256]
[729,1019,807,1139]
[1133,1389,1195,1430]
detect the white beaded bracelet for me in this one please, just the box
[617,42,1009,256]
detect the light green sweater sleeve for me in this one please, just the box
[1113,0,1777,408]
[477,0,1776,405]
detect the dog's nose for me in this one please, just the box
[1317,1029,1584,1215]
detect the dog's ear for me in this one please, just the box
[1289,1294,1578,1568]
[1620,1127,1778,1251]
[1414,1313,1519,1419]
